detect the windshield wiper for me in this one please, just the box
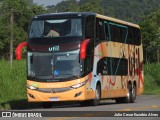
[33,75,54,79]
[54,74,79,79]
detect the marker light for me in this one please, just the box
[27,84,38,90]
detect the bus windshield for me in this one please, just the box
[29,18,82,38]
[27,50,81,82]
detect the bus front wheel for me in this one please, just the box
[90,85,101,106]
[80,85,101,106]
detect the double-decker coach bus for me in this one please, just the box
[16,12,144,107]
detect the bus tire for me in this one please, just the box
[131,84,136,103]
[124,84,132,103]
[42,102,52,108]
[80,85,101,106]
[116,84,132,104]
[91,85,101,106]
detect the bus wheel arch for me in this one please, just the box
[92,81,101,106]
[80,81,101,106]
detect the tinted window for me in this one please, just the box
[96,18,105,40]
[96,18,141,46]
[29,18,82,38]
[127,27,141,45]
[97,57,128,75]
[85,16,95,38]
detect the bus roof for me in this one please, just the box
[34,12,96,19]
[33,12,139,29]
[96,14,140,29]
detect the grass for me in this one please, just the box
[0,60,160,110]
[0,60,28,110]
[143,63,160,95]
[0,60,26,98]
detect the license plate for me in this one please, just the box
[49,97,59,101]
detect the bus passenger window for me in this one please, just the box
[104,21,109,40]
[97,57,128,75]
[85,16,95,38]
[110,23,128,43]
[128,27,133,44]
[96,19,106,41]
[134,28,141,45]
[97,58,108,75]
[121,27,128,43]
[128,27,141,45]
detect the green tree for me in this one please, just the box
[140,10,160,63]
[47,0,160,23]
[0,0,46,64]
[47,0,104,14]
[79,0,104,14]
[101,0,160,23]
[47,0,78,13]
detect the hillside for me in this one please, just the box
[47,0,160,23]
[101,0,160,23]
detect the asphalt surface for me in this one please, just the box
[1,95,160,120]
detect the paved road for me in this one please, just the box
[1,95,160,120]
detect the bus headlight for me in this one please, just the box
[27,84,38,90]
[70,80,87,89]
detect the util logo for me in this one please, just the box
[48,46,59,51]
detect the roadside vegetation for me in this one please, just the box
[143,64,160,95]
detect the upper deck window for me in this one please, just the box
[29,18,82,38]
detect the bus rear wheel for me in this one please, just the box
[115,84,132,104]
[131,84,136,103]
[124,84,132,103]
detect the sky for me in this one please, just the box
[33,0,66,7]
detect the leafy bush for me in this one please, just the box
[144,64,160,85]
[143,64,160,94]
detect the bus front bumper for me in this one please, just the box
[27,85,94,102]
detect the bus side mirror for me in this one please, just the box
[16,42,28,61]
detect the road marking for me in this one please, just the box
[152,105,159,108]
[123,109,131,111]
